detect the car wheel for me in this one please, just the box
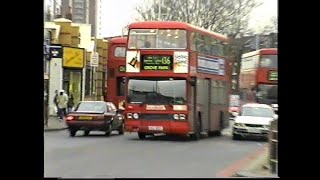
[105,131,111,136]
[69,129,77,137]
[190,116,201,140]
[138,133,146,140]
[84,130,90,136]
[118,123,124,135]
[190,132,200,140]
[105,124,112,136]
[232,133,241,140]
[208,130,222,137]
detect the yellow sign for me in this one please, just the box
[63,47,85,68]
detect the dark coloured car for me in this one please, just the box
[65,101,124,137]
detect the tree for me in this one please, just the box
[135,0,261,37]
[257,15,278,34]
[45,6,52,22]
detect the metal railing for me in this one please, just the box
[269,119,278,174]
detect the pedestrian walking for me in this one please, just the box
[67,93,74,113]
[57,90,68,121]
[53,90,59,117]
[44,90,48,127]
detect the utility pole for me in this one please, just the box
[89,36,100,101]
[186,0,190,23]
[229,36,245,95]
[158,0,162,20]
[44,29,52,127]
[255,34,260,50]
[93,37,97,101]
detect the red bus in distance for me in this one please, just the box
[105,37,127,111]
[239,48,277,105]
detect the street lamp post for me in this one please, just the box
[44,29,53,127]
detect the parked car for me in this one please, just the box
[65,101,124,137]
[232,103,278,140]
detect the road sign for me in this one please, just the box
[90,52,99,67]
[50,45,63,58]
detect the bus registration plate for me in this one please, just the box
[148,126,163,131]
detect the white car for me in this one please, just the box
[271,104,278,114]
[232,103,278,140]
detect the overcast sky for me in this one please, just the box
[101,0,278,37]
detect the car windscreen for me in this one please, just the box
[241,107,274,118]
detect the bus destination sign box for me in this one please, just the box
[141,55,173,71]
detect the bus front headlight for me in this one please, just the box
[179,114,186,120]
[173,114,179,120]
[127,113,132,119]
[133,113,139,119]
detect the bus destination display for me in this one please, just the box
[141,55,173,71]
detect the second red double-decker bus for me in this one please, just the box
[105,37,127,110]
[239,48,278,105]
[124,21,232,140]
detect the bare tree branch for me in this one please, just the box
[135,0,260,37]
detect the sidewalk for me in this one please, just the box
[44,116,68,132]
[233,146,278,178]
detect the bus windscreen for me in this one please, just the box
[127,77,187,105]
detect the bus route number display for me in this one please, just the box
[141,55,173,71]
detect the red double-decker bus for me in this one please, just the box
[124,21,232,140]
[105,37,127,110]
[239,48,278,105]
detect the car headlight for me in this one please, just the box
[234,122,245,127]
[264,125,270,129]
[133,113,139,119]
[232,112,239,116]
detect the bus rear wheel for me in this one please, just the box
[138,133,146,140]
[190,113,201,140]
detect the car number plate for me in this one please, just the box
[79,116,92,120]
[248,128,261,133]
[148,126,163,131]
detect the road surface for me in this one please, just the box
[44,121,266,178]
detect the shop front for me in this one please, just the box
[62,46,85,107]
